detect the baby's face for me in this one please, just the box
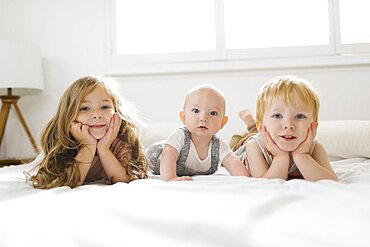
[182,90,226,138]
[261,96,314,152]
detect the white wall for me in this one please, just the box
[1,0,370,159]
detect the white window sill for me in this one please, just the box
[105,54,370,77]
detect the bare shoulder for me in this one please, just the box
[312,141,328,156]
[312,141,332,168]
[245,138,265,162]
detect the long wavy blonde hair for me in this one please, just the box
[28,75,148,189]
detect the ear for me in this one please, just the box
[256,120,263,131]
[179,111,186,124]
[220,116,228,129]
[314,121,319,129]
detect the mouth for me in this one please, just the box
[89,124,106,129]
[198,125,208,130]
[280,135,297,141]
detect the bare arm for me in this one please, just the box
[160,144,192,181]
[293,142,338,181]
[292,124,338,181]
[247,139,290,179]
[222,152,250,176]
[97,113,130,183]
[70,122,97,185]
[75,144,96,185]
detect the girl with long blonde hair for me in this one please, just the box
[28,75,148,189]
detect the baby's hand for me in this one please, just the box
[70,122,96,145]
[260,125,287,157]
[292,122,317,156]
[97,112,121,152]
[168,176,193,181]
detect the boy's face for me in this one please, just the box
[75,86,116,140]
[180,90,228,138]
[259,95,314,152]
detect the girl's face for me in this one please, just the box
[75,86,116,140]
[260,95,314,152]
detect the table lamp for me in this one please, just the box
[0,40,44,157]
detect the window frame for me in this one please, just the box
[106,0,370,76]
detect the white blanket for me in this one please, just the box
[1,158,370,247]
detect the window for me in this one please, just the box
[108,0,370,74]
[339,0,370,44]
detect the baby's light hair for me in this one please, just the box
[183,84,227,114]
[256,75,320,123]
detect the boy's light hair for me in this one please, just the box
[256,75,320,123]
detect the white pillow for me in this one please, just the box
[140,122,180,149]
[316,120,370,160]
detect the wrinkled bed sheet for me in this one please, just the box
[1,158,370,247]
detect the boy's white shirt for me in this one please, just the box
[163,128,231,173]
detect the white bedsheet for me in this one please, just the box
[1,158,370,247]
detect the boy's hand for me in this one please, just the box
[292,122,317,156]
[260,125,288,157]
[70,122,97,145]
[97,112,121,152]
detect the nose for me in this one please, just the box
[92,111,103,119]
[284,120,295,130]
[200,113,208,123]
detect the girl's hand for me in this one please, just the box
[168,176,193,181]
[97,112,121,152]
[70,122,97,145]
[292,122,317,156]
[260,125,288,157]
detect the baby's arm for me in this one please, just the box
[160,144,193,181]
[222,152,250,176]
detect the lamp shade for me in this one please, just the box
[0,40,44,96]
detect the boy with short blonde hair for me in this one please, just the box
[233,75,338,181]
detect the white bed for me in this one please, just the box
[1,120,370,247]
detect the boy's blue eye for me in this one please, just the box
[272,113,283,119]
[210,111,218,116]
[295,114,306,120]
[191,108,199,113]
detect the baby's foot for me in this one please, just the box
[239,109,254,125]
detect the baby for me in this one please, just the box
[146,84,249,181]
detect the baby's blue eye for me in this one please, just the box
[210,111,218,116]
[191,108,199,113]
[272,113,283,119]
[295,114,306,120]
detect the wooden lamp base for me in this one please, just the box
[0,88,39,165]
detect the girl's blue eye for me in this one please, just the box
[210,111,218,116]
[272,113,283,119]
[191,108,199,113]
[80,106,89,111]
[101,105,111,110]
[295,114,306,120]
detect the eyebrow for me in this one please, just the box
[81,98,113,103]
